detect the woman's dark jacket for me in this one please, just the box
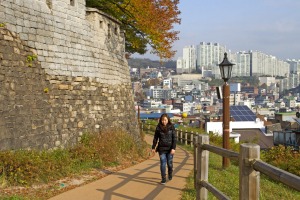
[152,124,177,153]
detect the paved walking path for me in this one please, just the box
[49,135,193,200]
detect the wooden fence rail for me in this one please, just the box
[201,144,239,160]
[252,160,300,191]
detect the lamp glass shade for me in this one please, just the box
[218,53,235,82]
[219,65,233,80]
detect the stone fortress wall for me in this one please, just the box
[0,0,139,150]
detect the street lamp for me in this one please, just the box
[219,52,235,168]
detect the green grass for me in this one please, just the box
[0,196,28,200]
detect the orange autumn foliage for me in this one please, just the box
[86,0,181,60]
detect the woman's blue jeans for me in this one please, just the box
[159,152,173,178]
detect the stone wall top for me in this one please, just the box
[0,0,130,84]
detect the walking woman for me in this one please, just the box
[152,113,177,184]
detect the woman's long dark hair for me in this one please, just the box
[159,113,173,133]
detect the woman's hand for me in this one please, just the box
[170,149,175,155]
[151,149,156,154]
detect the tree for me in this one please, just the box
[135,91,146,101]
[208,79,223,87]
[86,0,181,60]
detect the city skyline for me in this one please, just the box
[133,0,300,61]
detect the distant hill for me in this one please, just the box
[128,58,176,69]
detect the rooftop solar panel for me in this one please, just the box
[230,105,256,122]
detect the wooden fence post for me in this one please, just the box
[185,131,188,145]
[180,130,183,143]
[193,135,198,189]
[191,131,194,147]
[196,134,209,200]
[239,143,260,200]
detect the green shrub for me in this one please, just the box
[261,145,300,176]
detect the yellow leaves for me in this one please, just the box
[44,88,49,93]
[26,54,37,67]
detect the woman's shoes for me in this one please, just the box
[161,177,166,184]
[168,174,172,180]
[161,174,172,184]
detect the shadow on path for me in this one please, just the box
[49,135,193,200]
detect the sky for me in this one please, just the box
[132,0,300,61]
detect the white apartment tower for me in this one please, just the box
[289,73,300,89]
[276,59,290,77]
[249,51,265,76]
[183,45,197,73]
[196,42,226,70]
[287,59,300,74]
[176,45,196,73]
[232,51,251,77]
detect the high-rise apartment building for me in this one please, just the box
[288,73,300,89]
[276,59,290,77]
[176,45,196,74]
[196,42,226,70]
[250,51,266,76]
[287,59,300,74]
[233,51,251,77]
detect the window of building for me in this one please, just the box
[99,21,103,29]
[70,0,75,6]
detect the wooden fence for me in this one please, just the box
[142,123,300,199]
[194,134,300,200]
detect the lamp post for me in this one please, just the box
[218,52,235,168]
